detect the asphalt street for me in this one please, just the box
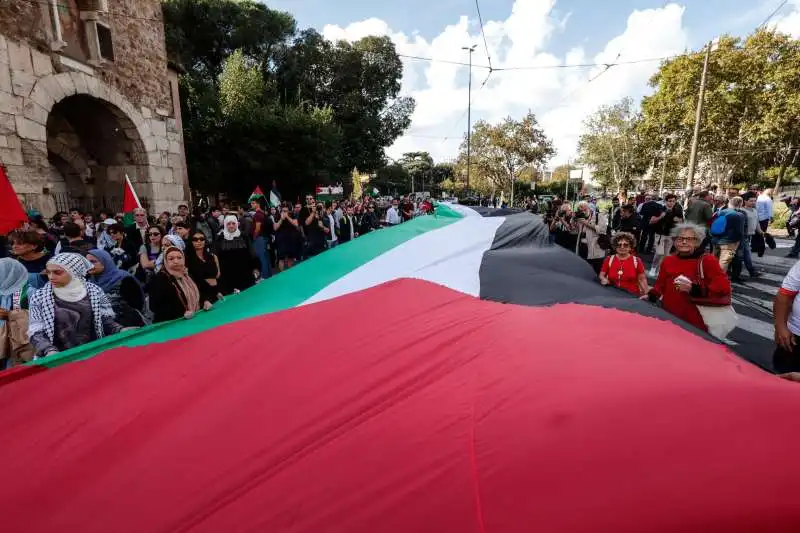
[642,238,797,372]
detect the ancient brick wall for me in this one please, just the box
[96,1,172,112]
[0,0,172,113]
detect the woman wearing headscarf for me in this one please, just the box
[87,249,146,328]
[0,258,34,368]
[28,253,123,358]
[154,234,186,273]
[186,230,222,302]
[215,215,259,294]
[147,246,214,323]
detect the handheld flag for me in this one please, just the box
[122,175,142,225]
[0,166,28,234]
[248,186,265,205]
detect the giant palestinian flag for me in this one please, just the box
[1,204,800,532]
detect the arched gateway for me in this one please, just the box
[7,71,186,216]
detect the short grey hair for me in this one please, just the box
[671,222,706,242]
[576,200,590,212]
[728,196,743,208]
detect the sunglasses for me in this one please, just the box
[192,237,205,242]
[148,232,161,237]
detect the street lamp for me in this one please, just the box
[463,45,476,193]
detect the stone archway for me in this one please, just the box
[45,93,149,212]
[13,71,185,215]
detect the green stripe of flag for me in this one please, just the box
[32,205,463,369]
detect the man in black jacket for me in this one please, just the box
[124,208,149,251]
[637,194,662,254]
[617,204,641,237]
[339,206,357,243]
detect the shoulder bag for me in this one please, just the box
[691,254,737,339]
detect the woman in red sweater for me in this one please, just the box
[645,223,731,332]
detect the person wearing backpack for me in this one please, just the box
[710,197,746,275]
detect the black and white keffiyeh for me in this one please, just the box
[28,253,116,343]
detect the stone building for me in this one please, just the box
[0,0,189,216]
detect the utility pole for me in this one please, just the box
[686,41,712,191]
[564,159,570,201]
[463,45,476,194]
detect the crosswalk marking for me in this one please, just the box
[734,281,778,295]
[733,313,774,340]
[754,272,785,284]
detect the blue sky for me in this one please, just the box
[264,0,800,165]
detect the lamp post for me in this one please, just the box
[462,45,476,194]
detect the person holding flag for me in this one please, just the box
[248,186,271,279]
[121,175,149,251]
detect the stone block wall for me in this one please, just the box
[0,35,188,216]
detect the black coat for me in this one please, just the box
[339,215,356,243]
[147,271,212,323]
[125,224,146,251]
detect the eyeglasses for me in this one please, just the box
[192,237,205,242]
[675,236,698,243]
[148,232,161,237]
[616,242,631,248]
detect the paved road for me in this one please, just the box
[642,239,798,372]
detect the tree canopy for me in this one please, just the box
[637,29,800,190]
[162,0,414,200]
[455,111,555,201]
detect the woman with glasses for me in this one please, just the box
[137,226,164,284]
[186,230,222,302]
[644,223,732,333]
[599,232,648,297]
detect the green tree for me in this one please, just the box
[398,151,434,192]
[162,0,414,199]
[638,29,800,190]
[219,50,265,116]
[578,97,647,194]
[551,164,575,182]
[457,111,555,202]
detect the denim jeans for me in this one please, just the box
[253,236,271,279]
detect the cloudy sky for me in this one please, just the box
[265,0,800,167]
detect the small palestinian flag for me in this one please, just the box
[248,186,265,205]
[1,204,800,532]
[121,175,142,225]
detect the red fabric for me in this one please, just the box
[652,254,732,331]
[600,254,644,296]
[122,177,141,212]
[0,279,799,532]
[251,186,264,197]
[0,166,28,234]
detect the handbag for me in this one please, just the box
[595,211,611,250]
[691,254,737,339]
[7,309,34,364]
[765,233,776,250]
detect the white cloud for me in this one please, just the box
[773,0,800,37]
[322,1,689,167]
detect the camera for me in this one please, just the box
[573,210,588,220]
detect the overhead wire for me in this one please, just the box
[759,0,790,28]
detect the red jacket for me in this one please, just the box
[650,253,731,332]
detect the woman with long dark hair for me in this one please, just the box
[137,225,164,283]
[186,230,222,302]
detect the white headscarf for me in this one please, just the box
[155,235,186,273]
[47,253,92,302]
[222,215,241,241]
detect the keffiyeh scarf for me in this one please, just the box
[28,282,114,343]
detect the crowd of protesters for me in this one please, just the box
[0,190,433,369]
